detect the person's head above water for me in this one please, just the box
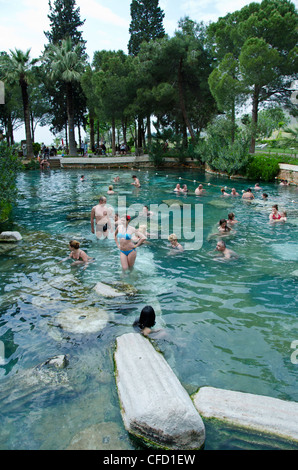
[134,305,156,330]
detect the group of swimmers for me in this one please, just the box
[60,173,294,338]
[63,173,291,270]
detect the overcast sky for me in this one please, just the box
[1,0,267,143]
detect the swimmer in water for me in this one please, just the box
[218,219,231,233]
[174,184,182,193]
[182,184,188,193]
[62,240,94,269]
[142,205,154,218]
[132,175,141,188]
[227,213,239,227]
[215,239,238,259]
[231,188,239,196]
[195,184,205,196]
[107,185,115,194]
[269,204,281,222]
[133,305,166,338]
[168,233,184,251]
[114,215,146,271]
[91,196,111,239]
[242,188,254,200]
[221,188,230,197]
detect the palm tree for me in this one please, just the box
[44,37,86,156]
[0,49,38,158]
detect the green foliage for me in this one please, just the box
[45,0,86,49]
[195,117,252,175]
[128,0,165,56]
[25,159,40,170]
[207,0,298,152]
[246,154,280,181]
[32,142,41,156]
[148,140,165,166]
[0,142,23,221]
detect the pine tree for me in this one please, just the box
[43,0,87,154]
[44,0,86,50]
[128,0,165,56]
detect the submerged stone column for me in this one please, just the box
[114,333,205,450]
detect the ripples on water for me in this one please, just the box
[0,168,297,450]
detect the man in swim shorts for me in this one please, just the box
[91,196,110,239]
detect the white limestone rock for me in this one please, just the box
[55,307,110,334]
[193,386,298,443]
[94,282,127,298]
[0,231,22,242]
[114,333,205,450]
[0,355,71,409]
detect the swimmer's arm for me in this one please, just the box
[58,255,71,263]
[91,207,95,233]
[114,227,120,249]
[134,230,147,247]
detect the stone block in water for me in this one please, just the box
[0,231,22,242]
[114,333,205,450]
[55,307,110,334]
[94,282,137,298]
[193,387,298,443]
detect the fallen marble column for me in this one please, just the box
[193,386,298,443]
[114,333,205,450]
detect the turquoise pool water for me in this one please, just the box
[0,168,297,450]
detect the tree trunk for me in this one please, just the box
[137,116,143,148]
[66,82,77,156]
[122,117,127,146]
[111,117,116,155]
[178,58,195,143]
[7,114,14,145]
[96,120,100,148]
[90,115,95,151]
[30,110,35,143]
[65,120,68,153]
[249,84,260,154]
[20,79,34,158]
[147,114,152,147]
[231,99,235,144]
[78,124,81,150]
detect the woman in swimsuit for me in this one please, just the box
[68,240,94,268]
[114,216,146,271]
[227,213,239,227]
[218,219,231,233]
[269,204,281,222]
